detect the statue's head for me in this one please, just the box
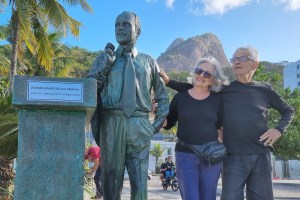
[115,11,141,46]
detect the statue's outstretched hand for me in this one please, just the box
[104,42,116,66]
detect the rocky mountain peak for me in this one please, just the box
[157,33,230,72]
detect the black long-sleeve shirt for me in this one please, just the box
[165,90,222,153]
[167,79,295,154]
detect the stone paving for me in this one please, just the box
[84,176,300,200]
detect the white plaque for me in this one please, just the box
[27,81,83,102]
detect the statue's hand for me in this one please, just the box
[104,42,116,66]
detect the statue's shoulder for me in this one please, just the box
[137,52,157,64]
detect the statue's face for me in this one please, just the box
[115,13,138,45]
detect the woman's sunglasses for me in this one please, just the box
[194,68,212,78]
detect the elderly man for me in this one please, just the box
[159,46,294,200]
[88,11,169,200]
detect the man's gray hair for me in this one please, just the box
[234,46,259,61]
[189,56,229,92]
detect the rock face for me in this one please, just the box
[157,33,230,72]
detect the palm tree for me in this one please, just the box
[23,32,75,77]
[150,143,166,168]
[0,0,6,12]
[0,95,17,200]
[0,1,93,195]
[4,0,93,93]
[0,26,11,97]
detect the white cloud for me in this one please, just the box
[145,0,175,8]
[188,0,252,15]
[165,0,175,8]
[273,0,300,10]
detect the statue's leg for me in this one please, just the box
[126,117,153,200]
[100,114,127,200]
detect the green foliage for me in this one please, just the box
[0,76,9,97]
[0,95,18,160]
[0,44,99,79]
[1,0,93,94]
[150,143,166,166]
[253,66,300,160]
[253,63,283,90]
[260,61,285,74]
[0,158,15,200]
[66,46,100,78]
[272,88,300,160]
[0,44,11,76]
[166,71,190,100]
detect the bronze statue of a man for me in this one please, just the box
[88,11,169,200]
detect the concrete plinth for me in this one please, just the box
[13,75,96,200]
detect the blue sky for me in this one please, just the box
[1,0,300,62]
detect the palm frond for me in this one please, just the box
[0,25,9,40]
[15,0,32,33]
[18,23,38,57]
[0,55,10,75]
[61,0,93,13]
[38,0,78,36]
[0,0,7,12]
[0,0,7,6]
[0,96,18,159]
[37,30,54,71]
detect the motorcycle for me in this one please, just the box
[162,175,179,191]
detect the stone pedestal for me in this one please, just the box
[13,75,96,200]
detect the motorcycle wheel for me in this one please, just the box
[163,185,168,190]
[171,181,179,191]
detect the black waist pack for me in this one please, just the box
[178,139,227,165]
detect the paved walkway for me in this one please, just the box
[84,176,300,200]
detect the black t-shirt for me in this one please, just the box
[167,79,294,154]
[160,163,167,175]
[165,90,222,154]
[165,161,175,171]
[221,80,294,154]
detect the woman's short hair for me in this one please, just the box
[189,56,229,92]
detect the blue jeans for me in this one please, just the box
[94,166,103,197]
[221,153,273,200]
[176,151,222,200]
[165,170,174,180]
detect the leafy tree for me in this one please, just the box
[272,88,300,160]
[253,64,300,163]
[0,95,17,159]
[0,95,17,199]
[0,43,10,97]
[23,32,75,77]
[150,143,166,167]
[67,46,100,78]
[2,0,93,93]
[166,71,190,99]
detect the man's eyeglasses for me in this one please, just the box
[194,68,212,78]
[230,56,254,63]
